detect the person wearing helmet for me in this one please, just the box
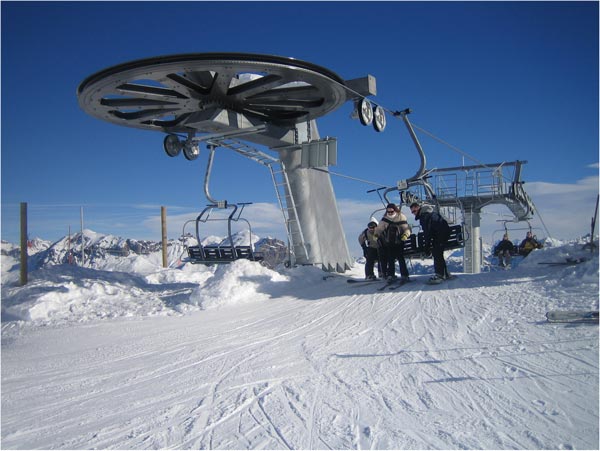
[410,202,451,283]
[358,221,382,279]
[494,233,515,267]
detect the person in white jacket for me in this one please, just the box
[375,203,411,281]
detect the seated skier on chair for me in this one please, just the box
[518,231,543,256]
[494,234,515,267]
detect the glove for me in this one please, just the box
[400,232,410,241]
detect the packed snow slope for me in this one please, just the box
[1,239,599,449]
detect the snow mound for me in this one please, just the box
[1,266,177,323]
[516,239,599,287]
[188,259,289,310]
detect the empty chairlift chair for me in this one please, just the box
[185,203,263,264]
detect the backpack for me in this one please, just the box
[380,218,410,245]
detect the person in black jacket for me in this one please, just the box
[410,202,451,283]
[494,234,515,267]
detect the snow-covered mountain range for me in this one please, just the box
[1,229,288,278]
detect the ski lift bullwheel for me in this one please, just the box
[77,53,350,134]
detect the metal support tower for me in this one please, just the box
[422,161,535,273]
[463,208,482,273]
[389,112,536,274]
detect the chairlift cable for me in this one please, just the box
[311,167,387,187]
[527,196,553,239]
[409,123,487,167]
[337,81,549,240]
[408,123,517,186]
[334,79,515,184]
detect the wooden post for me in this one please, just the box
[161,206,168,268]
[80,206,85,266]
[20,202,28,286]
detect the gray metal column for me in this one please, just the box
[278,125,352,272]
[463,208,482,274]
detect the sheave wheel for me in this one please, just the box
[373,105,386,132]
[77,53,349,134]
[183,141,200,161]
[163,134,182,157]
[358,98,373,126]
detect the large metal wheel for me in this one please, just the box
[358,98,373,126]
[373,105,386,132]
[77,53,350,133]
[163,134,182,157]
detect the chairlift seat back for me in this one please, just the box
[186,244,263,264]
[403,224,465,257]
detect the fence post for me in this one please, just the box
[161,206,168,268]
[20,202,28,286]
[80,206,85,266]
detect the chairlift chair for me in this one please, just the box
[366,201,466,260]
[184,202,263,264]
[490,219,543,267]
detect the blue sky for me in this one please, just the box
[2,1,598,257]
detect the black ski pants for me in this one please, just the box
[382,243,409,278]
[431,231,450,278]
[364,247,381,278]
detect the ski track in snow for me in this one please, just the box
[1,243,599,449]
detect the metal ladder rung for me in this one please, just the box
[268,163,309,265]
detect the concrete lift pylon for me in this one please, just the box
[77,53,380,272]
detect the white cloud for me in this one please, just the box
[523,176,599,240]
[524,176,598,196]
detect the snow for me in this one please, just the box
[1,235,598,449]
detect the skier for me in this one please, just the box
[519,231,543,256]
[410,202,451,284]
[494,233,515,267]
[374,203,411,282]
[358,221,382,280]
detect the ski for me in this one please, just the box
[377,278,407,291]
[346,278,386,288]
[347,278,382,284]
[538,257,589,266]
[388,279,414,290]
[546,310,599,323]
[425,274,458,285]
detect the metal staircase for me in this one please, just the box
[507,182,536,220]
[206,137,309,266]
[205,137,277,167]
[269,164,310,265]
